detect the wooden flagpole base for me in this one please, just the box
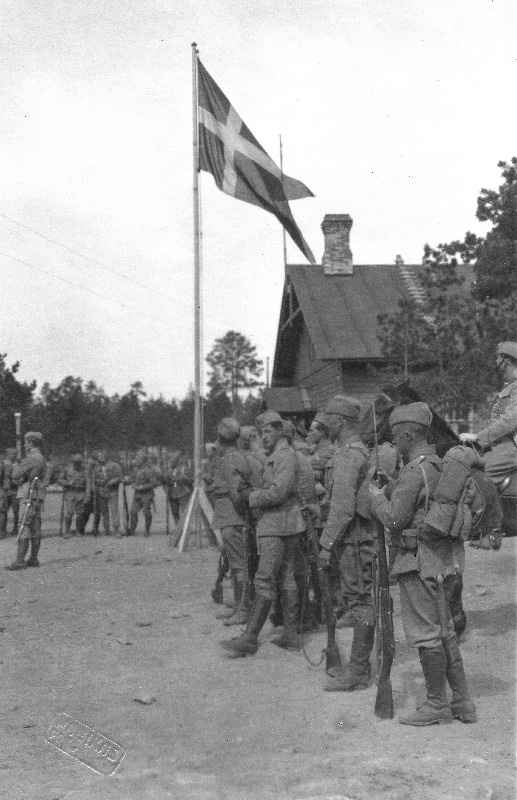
[176,486,222,552]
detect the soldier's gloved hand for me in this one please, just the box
[319,547,332,567]
[459,432,478,443]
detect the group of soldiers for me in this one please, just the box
[208,341,517,726]
[2,443,194,569]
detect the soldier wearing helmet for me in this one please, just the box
[460,341,517,482]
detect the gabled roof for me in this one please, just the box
[283,262,415,361]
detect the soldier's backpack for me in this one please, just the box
[421,445,486,541]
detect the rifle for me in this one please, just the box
[17,478,39,542]
[239,507,257,612]
[372,404,395,720]
[165,486,170,535]
[304,509,341,675]
[211,550,229,604]
[122,483,130,535]
[59,487,65,537]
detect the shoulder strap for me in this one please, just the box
[417,456,430,512]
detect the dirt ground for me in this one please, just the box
[0,491,515,800]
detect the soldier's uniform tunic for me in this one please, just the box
[211,447,253,582]
[370,444,462,648]
[477,377,517,482]
[319,437,376,626]
[59,463,89,535]
[248,438,304,601]
[163,464,193,524]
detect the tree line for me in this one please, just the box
[376,157,517,419]
[0,331,264,458]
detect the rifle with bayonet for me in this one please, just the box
[304,508,341,675]
[372,404,395,719]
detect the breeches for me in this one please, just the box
[95,494,120,530]
[131,494,153,517]
[398,571,455,649]
[338,540,375,626]
[254,534,299,601]
[221,525,245,577]
[65,495,85,520]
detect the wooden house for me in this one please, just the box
[263,214,434,423]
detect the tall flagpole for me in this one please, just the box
[279,135,287,269]
[192,41,202,532]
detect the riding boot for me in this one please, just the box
[128,512,138,536]
[399,646,453,726]
[64,518,72,540]
[325,622,375,690]
[5,539,29,570]
[26,535,41,567]
[216,574,241,619]
[224,578,251,626]
[443,635,477,722]
[271,589,301,650]
[143,513,152,537]
[220,593,271,656]
[0,510,8,539]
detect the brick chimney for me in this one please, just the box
[321,214,353,275]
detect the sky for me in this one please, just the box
[1,0,515,401]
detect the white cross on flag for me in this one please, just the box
[197,59,315,264]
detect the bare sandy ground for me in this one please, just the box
[0,496,514,800]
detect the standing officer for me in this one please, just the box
[1,448,20,538]
[126,452,159,536]
[317,396,377,691]
[220,410,304,656]
[370,402,476,726]
[6,432,46,570]
[58,454,89,538]
[460,341,517,482]
[163,456,193,526]
[90,452,123,536]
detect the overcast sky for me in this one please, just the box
[1,0,515,401]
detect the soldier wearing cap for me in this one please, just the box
[221,410,305,656]
[0,448,20,538]
[370,402,476,726]
[317,396,377,691]
[125,451,160,536]
[162,455,193,525]
[460,341,517,483]
[6,432,46,570]
[58,453,90,538]
[89,451,123,537]
[211,418,257,626]
[239,425,267,466]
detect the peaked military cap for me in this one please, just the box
[497,342,517,360]
[324,395,361,420]
[217,417,240,440]
[256,410,283,427]
[24,431,43,443]
[389,402,433,428]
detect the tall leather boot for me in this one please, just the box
[26,535,41,567]
[399,646,453,726]
[271,589,301,650]
[326,622,375,691]
[128,512,138,536]
[143,512,152,537]
[5,539,29,571]
[269,587,284,627]
[0,510,8,539]
[220,593,272,656]
[216,573,241,619]
[443,635,477,722]
[64,518,72,540]
[224,577,251,626]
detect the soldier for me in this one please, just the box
[460,341,517,482]
[90,451,123,537]
[211,418,256,626]
[5,432,46,570]
[370,402,477,726]
[307,413,336,486]
[241,425,267,466]
[162,456,193,525]
[126,452,159,536]
[58,454,89,538]
[1,448,20,538]
[317,396,377,691]
[220,410,305,656]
